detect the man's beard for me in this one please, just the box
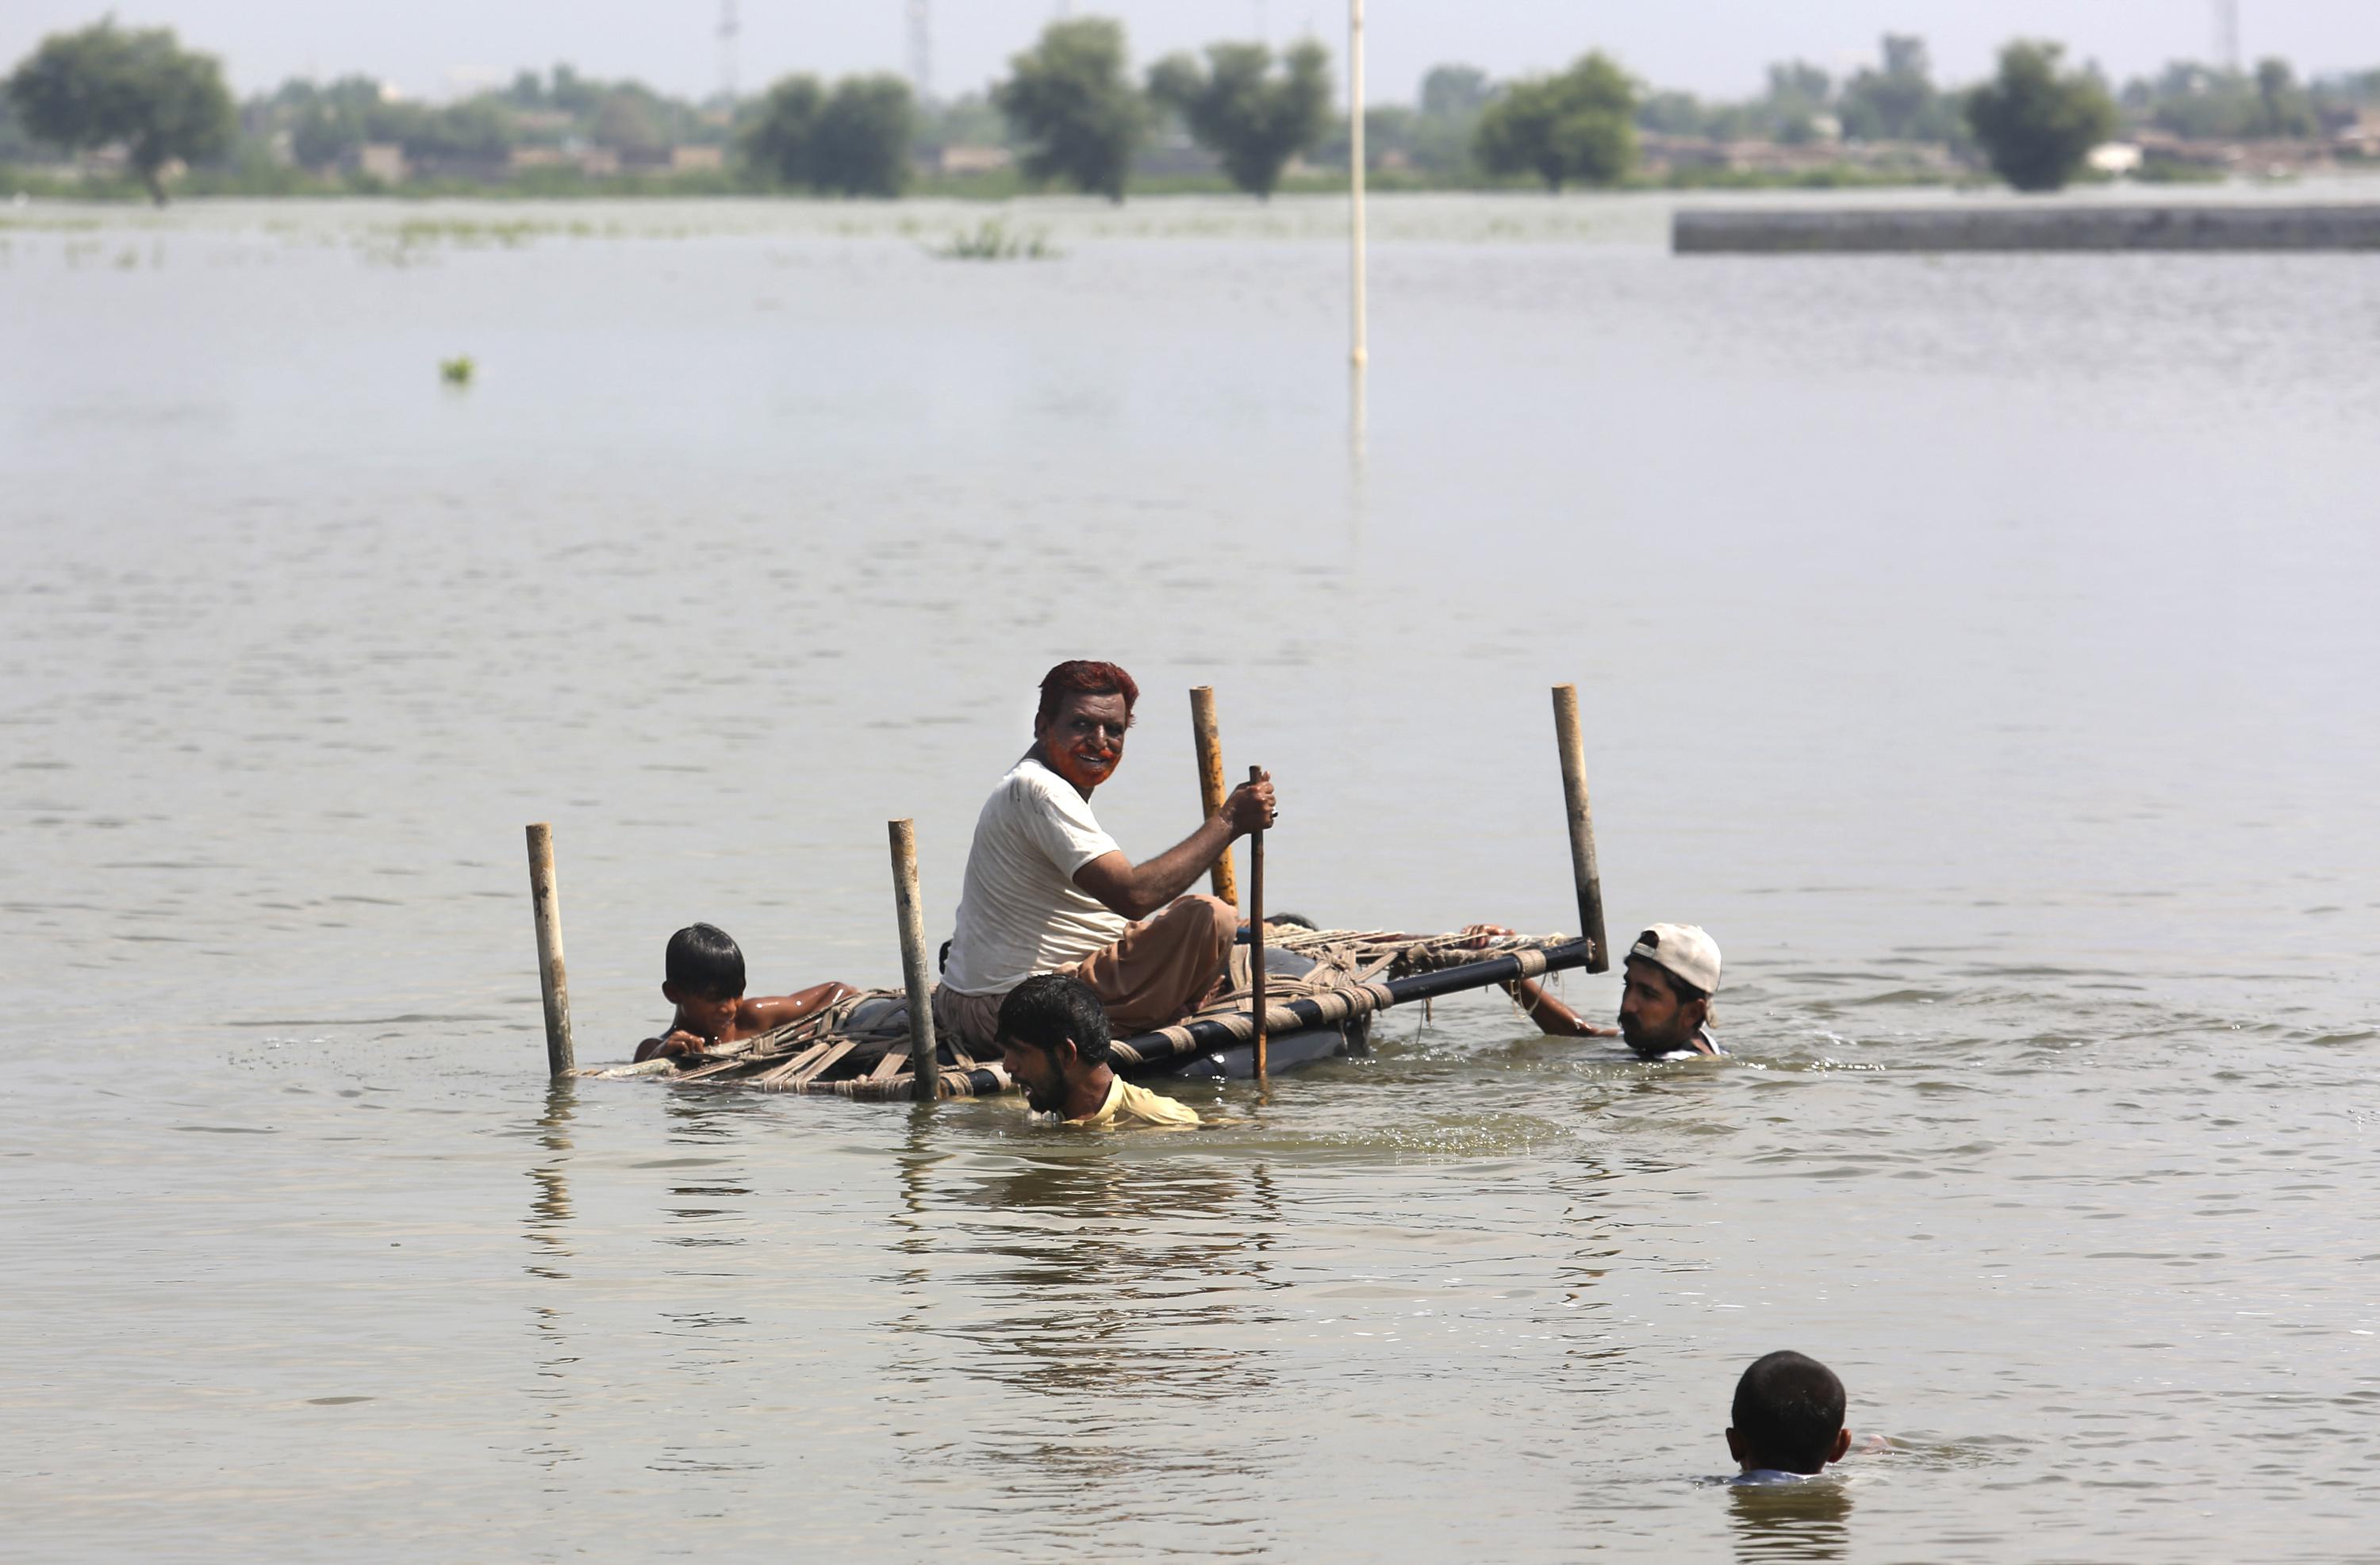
[1019,1072,1065,1113]
[1618,1012,1675,1056]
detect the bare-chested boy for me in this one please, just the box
[634,923,858,1063]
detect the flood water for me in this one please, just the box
[5,190,2378,1560]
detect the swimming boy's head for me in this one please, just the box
[1618,924,1720,1057]
[662,923,746,1038]
[1728,1351,1851,1475]
[996,972,1110,1114]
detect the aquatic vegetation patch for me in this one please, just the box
[933,217,1058,260]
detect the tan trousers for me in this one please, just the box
[932,894,1239,1053]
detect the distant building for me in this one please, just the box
[670,144,725,172]
[2130,129,2228,169]
[1637,132,1957,180]
[576,148,620,177]
[356,144,407,183]
[2087,142,2144,175]
[936,144,1012,175]
[509,147,569,171]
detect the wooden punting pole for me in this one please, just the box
[888,819,942,1103]
[1550,685,1610,973]
[1247,764,1268,1080]
[1190,686,1239,906]
[524,823,575,1076]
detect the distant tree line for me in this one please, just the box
[268,66,727,176]
[8,12,2380,202]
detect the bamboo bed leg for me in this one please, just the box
[1190,686,1239,907]
[1550,685,1611,974]
[1247,765,1268,1080]
[888,819,942,1104]
[524,822,575,1076]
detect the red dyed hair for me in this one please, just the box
[1036,660,1139,727]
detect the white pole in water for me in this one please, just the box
[1349,0,1367,369]
[888,819,942,1103]
[524,823,575,1076]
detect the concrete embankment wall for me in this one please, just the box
[1673,204,2380,254]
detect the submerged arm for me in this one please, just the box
[1505,977,1618,1038]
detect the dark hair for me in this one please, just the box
[1625,952,1709,1007]
[1732,1352,1846,1472]
[1035,661,1139,729]
[996,972,1111,1067]
[665,923,746,1001]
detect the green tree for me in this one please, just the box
[1146,40,1330,198]
[1966,41,2115,192]
[1404,63,1491,175]
[282,76,382,171]
[918,90,1006,155]
[592,92,664,158]
[547,65,599,116]
[1839,34,1943,141]
[390,102,512,168]
[1420,63,1491,119]
[740,74,913,195]
[2253,58,2317,138]
[5,19,235,202]
[2126,62,2255,140]
[812,75,915,196]
[1763,59,1833,142]
[992,17,1146,201]
[0,97,37,163]
[741,75,826,186]
[1474,52,1636,191]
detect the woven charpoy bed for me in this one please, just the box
[582,927,1592,1103]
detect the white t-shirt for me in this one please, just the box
[942,756,1130,996]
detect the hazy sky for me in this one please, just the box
[5,1,2374,105]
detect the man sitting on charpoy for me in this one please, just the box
[931,659,1276,1057]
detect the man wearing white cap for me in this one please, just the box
[1508,923,1723,1059]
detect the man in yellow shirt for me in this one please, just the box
[996,973,1202,1128]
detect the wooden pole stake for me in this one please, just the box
[1190,686,1239,907]
[1550,685,1610,973]
[524,823,574,1076]
[888,819,942,1103]
[1246,764,1268,1080]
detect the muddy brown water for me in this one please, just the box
[3,191,2376,1560]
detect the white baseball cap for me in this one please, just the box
[1627,924,1722,997]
